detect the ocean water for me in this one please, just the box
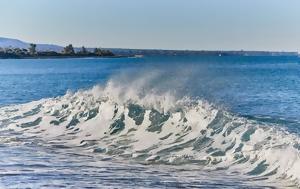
[0,55,299,188]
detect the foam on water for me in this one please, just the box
[0,78,299,188]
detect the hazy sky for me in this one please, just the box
[0,0,300,51]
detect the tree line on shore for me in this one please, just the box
[0,44,114,58]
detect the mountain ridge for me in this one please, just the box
[0,37,63,52]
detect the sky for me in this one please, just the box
[0,0,300,51]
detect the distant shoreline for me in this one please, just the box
[1,37,299,58]
[0,43,118,59]
[0,55,133,59]
[1,54,299,60]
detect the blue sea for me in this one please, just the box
[0,55,299,188]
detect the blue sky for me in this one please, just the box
[0,0,300,51]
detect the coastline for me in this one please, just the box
[0,55,133,59]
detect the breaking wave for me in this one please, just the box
[0,78,299,187]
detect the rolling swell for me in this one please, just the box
[0,81,299,188]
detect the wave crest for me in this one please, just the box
[0,81,299,187]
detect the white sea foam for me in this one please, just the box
[0,80,299,188]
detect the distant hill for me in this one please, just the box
[0,37,28,49]
[0,37,63,52]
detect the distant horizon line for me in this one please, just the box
[1,36,299,54]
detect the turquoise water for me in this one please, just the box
[0,55,299,188]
